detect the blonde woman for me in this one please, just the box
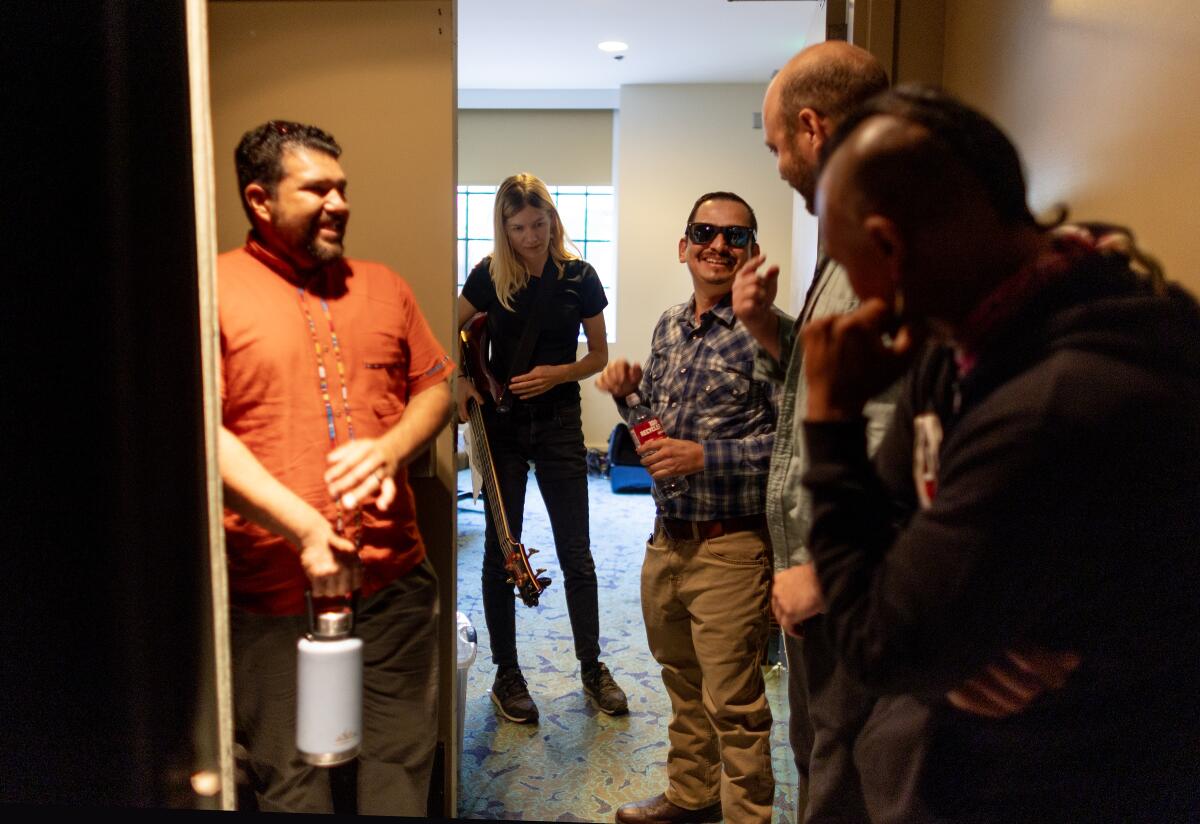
[456,173,627,723]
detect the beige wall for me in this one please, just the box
[458,109,613,185]
[586,83,796,447]
[207,0,460,809]
[941,0,1200,294]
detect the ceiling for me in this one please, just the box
[457,0,823,91]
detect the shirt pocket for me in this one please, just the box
[701,366,752,409]
[361,329,408,428]
[696,366,754,438]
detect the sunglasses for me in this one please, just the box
[685,222,757,249]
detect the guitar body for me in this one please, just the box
[460,313,506,406]
[460,313,551,607]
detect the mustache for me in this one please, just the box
[309,213,346,238]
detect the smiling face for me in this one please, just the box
[250,146,349,270]
[503,204,553,270]
[679,198,759,295]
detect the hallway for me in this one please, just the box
[456,471,800,821]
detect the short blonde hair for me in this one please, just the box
[489,173,579,310]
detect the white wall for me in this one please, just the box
[788,2,828,309]
[582,82,796,447]
[790,193,819,308]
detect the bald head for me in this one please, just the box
[768,42,888,134]
[816,87,1043,328]
[819,86,1038,235]
[819,114,969,238]
[762,41,888,211]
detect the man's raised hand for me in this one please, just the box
[732,254,781,356]
[596,358,644,400]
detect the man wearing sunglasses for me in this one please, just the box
[598,192,778,824]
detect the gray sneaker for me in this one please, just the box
[490,666,539,723]
[582,661,629,715]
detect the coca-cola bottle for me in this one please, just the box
[625,392,689,500]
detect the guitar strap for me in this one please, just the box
[497,257,561,413]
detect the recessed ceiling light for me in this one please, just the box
[597,41,628,53]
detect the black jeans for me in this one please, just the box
[480,399,600,669]
[789,618,872,823]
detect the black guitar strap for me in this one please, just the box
[497,258,560,413]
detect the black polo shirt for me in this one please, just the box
[461,255,607,405]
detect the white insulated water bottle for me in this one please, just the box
[296,599,363,766]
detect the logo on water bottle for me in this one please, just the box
[631,419,664,443]
[336,729,360,745]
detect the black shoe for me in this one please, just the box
[490,666,539,723]
[582,661,629,716]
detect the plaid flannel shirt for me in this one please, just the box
[626,293,777,520]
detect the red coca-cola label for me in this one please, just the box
[631,418,666,445]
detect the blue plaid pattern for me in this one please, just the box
[629,294,777,520]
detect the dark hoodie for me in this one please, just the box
[802,240,1200,821]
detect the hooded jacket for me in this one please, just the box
[803,239,1200,820]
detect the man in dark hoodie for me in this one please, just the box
[800,86,1200,821]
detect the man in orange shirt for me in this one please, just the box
[218,121,453,814]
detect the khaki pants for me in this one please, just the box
[641,524,775,823]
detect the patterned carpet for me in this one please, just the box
[455,470,800,822]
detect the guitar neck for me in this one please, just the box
[464,392,548,608]
[466,399,518,549]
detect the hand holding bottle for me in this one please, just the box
[625,393,690,499]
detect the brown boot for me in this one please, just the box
[614,793,722,824]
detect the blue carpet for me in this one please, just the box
[456,470,800,822]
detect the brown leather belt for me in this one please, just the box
[658,514,767,541]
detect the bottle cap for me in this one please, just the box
[313,608,353,639]
[625,392,641,407]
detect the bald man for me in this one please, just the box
[802,86,1200,821]
[732,42,898,823]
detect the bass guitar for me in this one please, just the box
[460,312,551,607]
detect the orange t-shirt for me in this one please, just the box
[219,237,452,614]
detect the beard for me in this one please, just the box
[305,214,346,264]
[785,159,818,215]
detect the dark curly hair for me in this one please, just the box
[819,85,1045,231]
[234,120,342,224]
